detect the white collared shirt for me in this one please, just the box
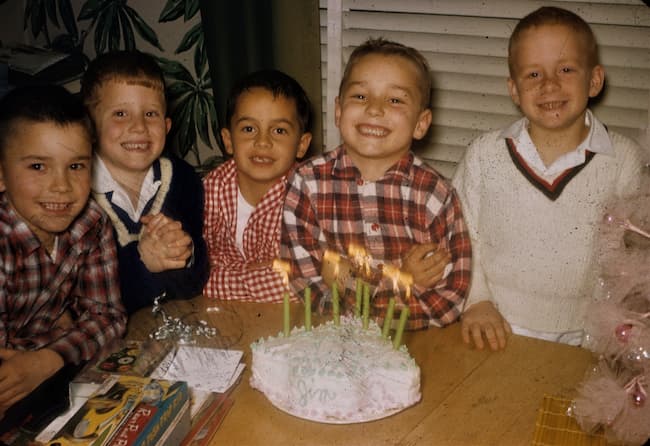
[499,110,615,181]
[92,155,161,222]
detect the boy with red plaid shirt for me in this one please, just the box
[0,85,126,430]
[281,39,472,330]
[203,70,312,301]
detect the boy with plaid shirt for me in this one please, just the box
[281,39,471,329]
[0,85,126,430]
[203,70,312,301]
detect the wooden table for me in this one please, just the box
[126,296,595,446]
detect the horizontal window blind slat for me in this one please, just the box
[343,0,650,26]
[344,11,650,50]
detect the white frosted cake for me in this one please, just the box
[250,316,421,423]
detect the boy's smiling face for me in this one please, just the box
[90,79,171,183]
[335,53,432,181]
[0,121,92,250]
[222,87,311,203]
[507,24,604,137]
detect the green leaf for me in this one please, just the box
[157,56,194,84]
[125,5,163,50]
[167,81,193,103]
[184,0,199,21]
[58,0,78,37]
[193,35,206,77]
[45,0,59,28]
[108,6,121,51]
[94,5,111,54]
[77,0,103,21]
[174,21,201,54]
[118,9,135,51]
[195,94,211,148]
[158,0,184,22]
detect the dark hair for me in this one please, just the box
[509,7,599,75]
[339,38,432,109]
[0,84,91,156]
[81,50,166,111]
[225,69,312,133]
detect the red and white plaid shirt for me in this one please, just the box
[281,146,472,330]
[203,159,290,302]
[0,194,127,365]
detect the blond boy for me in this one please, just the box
[453,7,646,350]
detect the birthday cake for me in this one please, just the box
[249,316,421,423]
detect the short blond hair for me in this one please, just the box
[508,7,599,76]
[339,38,432,109]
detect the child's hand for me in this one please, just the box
[54,310,74,330]
[461,301,512,351]
[402,242,451,288]
[0,348,63,412]
[138,213,192,273]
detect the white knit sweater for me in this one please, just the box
[452,126,645,334]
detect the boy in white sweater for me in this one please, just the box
[452,6,646,350]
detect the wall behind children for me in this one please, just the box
[0,0,321,173]
[320,0,650,178]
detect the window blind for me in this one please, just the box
[320,0,650,177]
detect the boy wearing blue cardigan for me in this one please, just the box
[82,51,209,313]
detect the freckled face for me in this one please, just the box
[335,54,432,175]
[507,24,604,135]
[0,121,92,249]
[90,80,171,182]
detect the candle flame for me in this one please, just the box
[272,259,291,286]
[383,265,413,301]
[323,249,341,278]
[348,243,372,276]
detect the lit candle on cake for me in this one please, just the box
[348,243,372,319]
[362,282,370,329]
[323,250,341,325]
[382,298,395,339]
[273,259,292,337]
[355,279,362,318]
[393,305,410,349]
[304,287,312,332]
[382,265,401,338]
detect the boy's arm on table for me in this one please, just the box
[280,173,330,303]
[452,143,511,351]
[0,223,126,412]
[0,348,63,413]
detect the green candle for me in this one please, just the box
[382,298,396,339]
[304,287,312,332]
[362,282,370,329]
[283,291,290,337]
[332,282,340,326]
[393,305,410,349]
[355,279,362,318]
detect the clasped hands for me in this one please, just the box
[138,213,192,272]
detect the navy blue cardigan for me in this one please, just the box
[94,156,209,314]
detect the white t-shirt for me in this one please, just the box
[236,188,255,251]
